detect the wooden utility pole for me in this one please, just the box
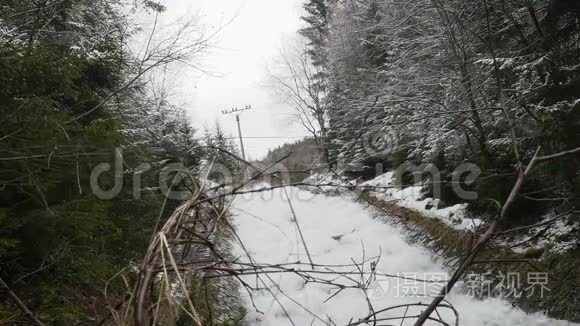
[221,105,252,160]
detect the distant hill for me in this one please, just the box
[256,138,324,182]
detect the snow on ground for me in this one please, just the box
[359,172,577,252]
[503,212,578,254]
[303,171,356,193]
[360,173,481,231]
[531,216,577,253]
[231,186,573,325]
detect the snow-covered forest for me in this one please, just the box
[0,0,579,325]
[0,0,239,324]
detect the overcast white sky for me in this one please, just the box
[143,0,308,160]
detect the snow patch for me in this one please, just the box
[361,173,482,231]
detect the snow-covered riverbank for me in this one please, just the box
[231,186,574,325]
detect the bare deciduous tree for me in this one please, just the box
[268,39,330,164]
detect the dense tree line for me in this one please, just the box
[294,0,580,213]
[257,138,322,183]
[0,1,237,324]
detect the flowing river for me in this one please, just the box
[231,186,574,326]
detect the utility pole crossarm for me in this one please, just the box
[221,105,252,160]
[221,105,251,116]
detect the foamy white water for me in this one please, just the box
[231,187,573,326]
